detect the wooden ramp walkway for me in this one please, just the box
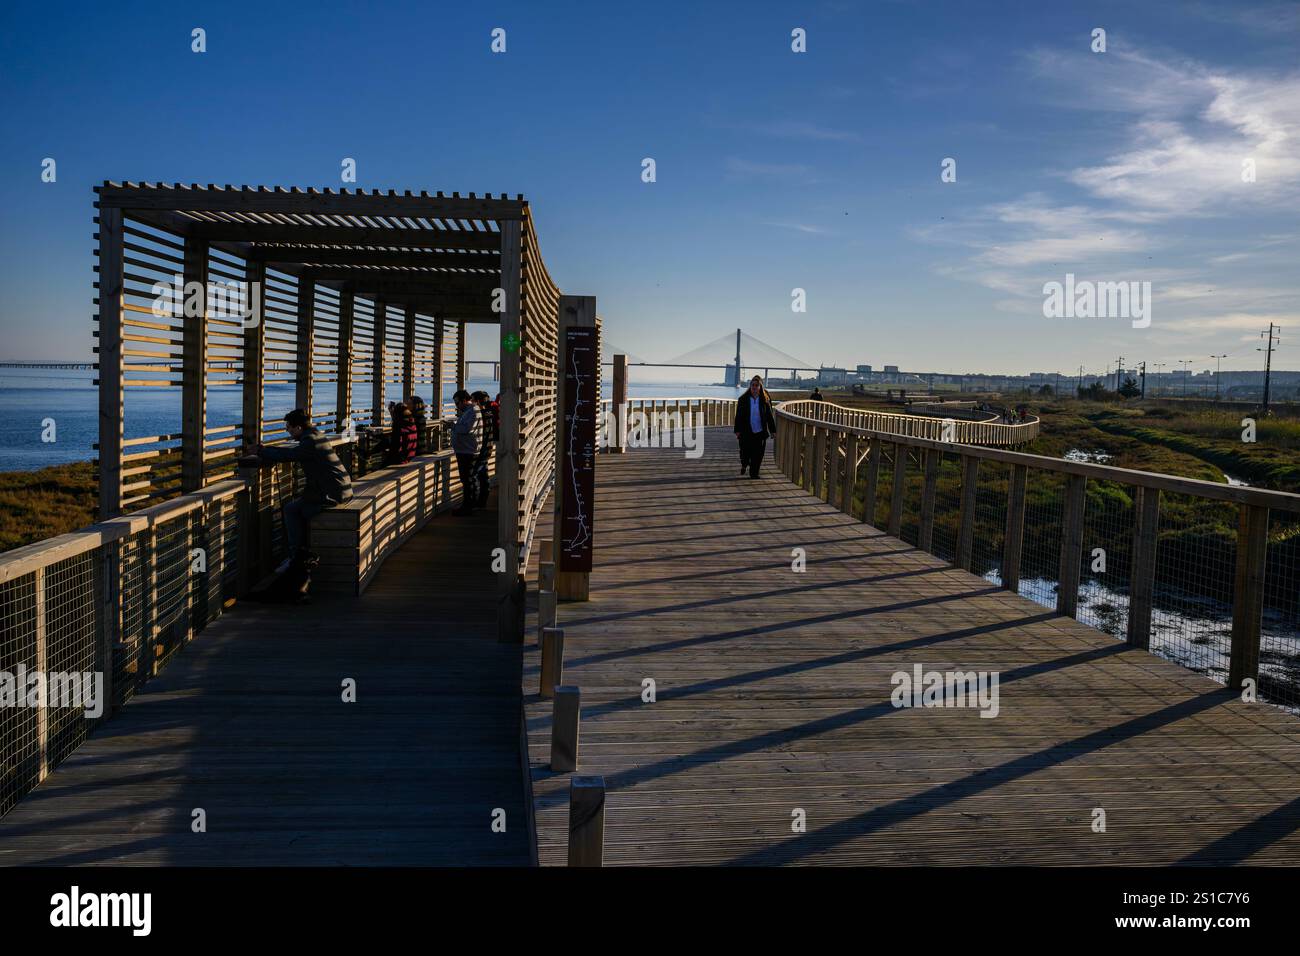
[0,500,529,866]
[523,427,1300,865]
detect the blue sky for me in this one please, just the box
[1,0,1297,378]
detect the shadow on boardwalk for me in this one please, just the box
[523,427,1300,866]
[0,498,528,866]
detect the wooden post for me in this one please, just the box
[550,685,580,772]
[956,455,979,571]
[540,624,565,700]
[611,354,629,452]
[97,540,120,718]
[402,306,416,402]
[295,277,315,415]
[888,444,907,536]
[797,428,810,490]
[538,563,557,642]
[1002,463,1027,592]
[33,566,49,781]
[372,300,387,427]
[568,776,605,867]
[919,449,941,552]
[336,290,354,435]
[181,237,209,492]
[455,320,466,392]
[841,435,859,514]
[96,206,125,519]
[825,430,840,506]
[863,439,882,525]
[497,221,524,641]
[1229,504,1268,691]
[553,295,598,602]
[431,316,445,416]
[1126,486,1161,649]
[1056,473,1088,617]
[811,427,827,499]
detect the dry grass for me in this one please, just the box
[0,461,97,554]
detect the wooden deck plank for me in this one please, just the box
[0,498,529,867]
[523,427,1300,866]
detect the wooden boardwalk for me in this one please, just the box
[0,499,529,866]
[523,428,1300,865]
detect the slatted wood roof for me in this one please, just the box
[94,182,527,320]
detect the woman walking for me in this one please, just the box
[733,375,777,479]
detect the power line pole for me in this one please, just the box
[1114,356,1125,392]
[1258,323,1280,413]
[733,327,742,388]
[1138,361,1146,398]
[1210,353,1227,402]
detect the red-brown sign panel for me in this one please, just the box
[560,325,597,570]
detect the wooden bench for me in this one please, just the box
[309,451,459,594]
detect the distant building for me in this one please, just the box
[883,365,899,374]
[819,366,849,385]
[856,364,873,375]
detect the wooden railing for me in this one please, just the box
[773,400,1300,709]
[0,480,249,817]
[790,398,1040,446]
[0,422,467,818]
[596,396,737,445]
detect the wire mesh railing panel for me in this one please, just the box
[0,575,38,816]
[42,551,101,771]
[872,446,894,530]
[1260,512,1299,709]
[151,511,196,669]
[117,533,149,707]
[972,461,1010,582]
[1074,478,1137,639]
[1012,470,1067,611]
[898,448,924,547]
[1148,491,1238,684]
[930,452,962,564]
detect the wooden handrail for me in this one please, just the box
[786,398,1040,448]
[772,397,1297,702]
[775,401,1300,513]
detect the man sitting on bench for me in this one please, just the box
[245,409,354,573]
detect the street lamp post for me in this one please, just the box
[1210,354,1227,402]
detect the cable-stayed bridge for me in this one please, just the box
[603,329,823,385]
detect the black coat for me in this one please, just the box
[734,391,777,438]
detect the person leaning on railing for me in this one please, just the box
[242,408,354,573]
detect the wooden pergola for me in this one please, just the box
[94,183,567,637]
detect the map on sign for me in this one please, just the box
[560,326,597,570]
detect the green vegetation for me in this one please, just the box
[0,461,97,554]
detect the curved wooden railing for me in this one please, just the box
[785,399,1040,446]
[772,399,1300,711]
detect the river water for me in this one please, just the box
[0,367,743,473]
